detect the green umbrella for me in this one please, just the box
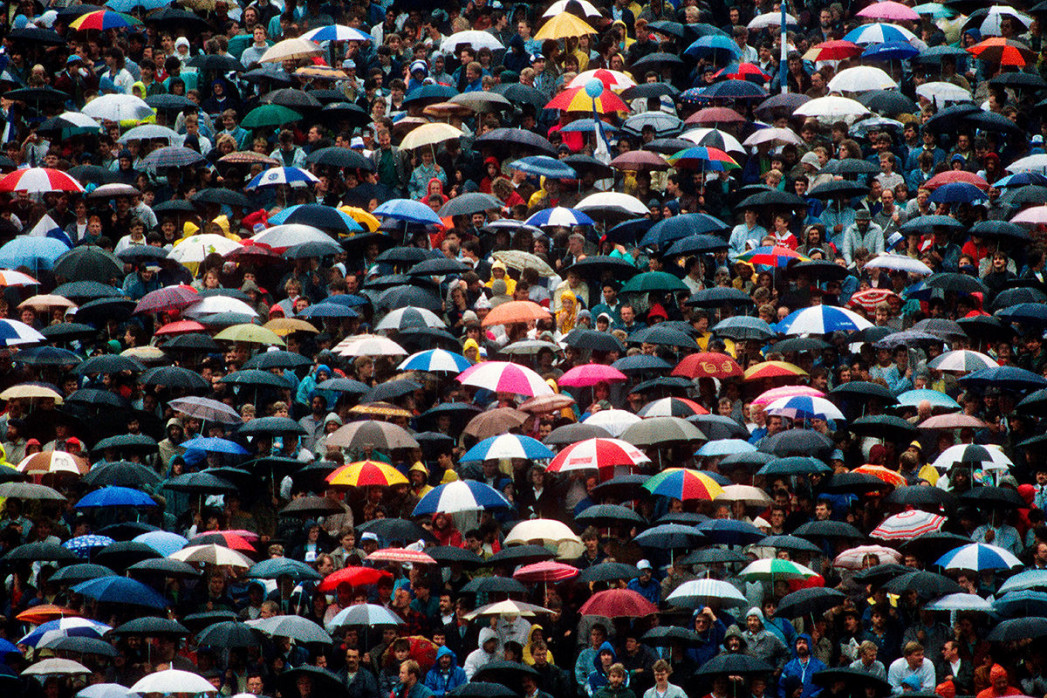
[241,104,303,129]
[620,270,689,294]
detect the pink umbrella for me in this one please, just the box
[558,364,628,388]
[1012,205,1047,225]
[857,1,919,22]
[457,361,553,397]
[513,560,580,583]
[547,437,650,473]
[871,510,945,541]
[752,385,825,407]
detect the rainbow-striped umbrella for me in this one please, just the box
[69,10,141,31]
[667,146,739,171]
[737,245,808,268]
[643,468,724,501]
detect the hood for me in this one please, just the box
[436,645,458,667]
[509,34,525,51]
[724,625,748,649]
[479,627,500,652]
[990,665,1007,684]
[314,364,332,379]
[796,633,813,654]
[745,606,765,631]
[527,624,544,643]
[594,640,616,670]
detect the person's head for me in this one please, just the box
[399,659,421,687]
[795,635,810,657]
[904,642,925,670]
[653,659,671,685]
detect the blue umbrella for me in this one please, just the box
[862,40,920,61]
[959,366,1047,391]
[696,80,769,100]
[993,590,1047,617]
[0,638,18,657]
[696,439,757,457]
[0,236,69,271]
[246,166,318,190]
[844,23,915,44]
[611,354,673,375]
[525,207,595,228]
[398,349,471,374]
[712,316,777,341]
[639,213,729,249]
[697,519,766,546]
[997,303,1047,325]
[75,487,157,509]
[684,35,742,60]
[133,530,189,556]
[297,302,359,319]
[460,434,555,463]
[509,156,576,179]
[936,543,1021,571]
[19,618,111,647]
[929,182,987,204]
[62,535,115,558]
[897,389,960,410]
[413,480,513,516]
[247,557,323,581]
[72,576,168,609]
[373,198,444,226]
[181,437,250,455]
[757,456,833,476]
[995,172,1047,187]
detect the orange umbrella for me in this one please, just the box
[673,352,744,380]
[854,464,907,488]
[744,361,807,381]
[967,37,1036,66]
[16,605,80,624]
[481,300,552,328]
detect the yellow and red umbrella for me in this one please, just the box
[326,461,408,488]
[744,361,808,381]
[546,86,628,114]
[967,37,1036,66]
[854,464,907,488]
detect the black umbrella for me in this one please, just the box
[276,665,348,698]
[437,193,504,218]
[427,546,484,568]
[883,571,962,597]
[356,518,432,543]
[565,255,642,280]
[191,188,251,208]
[695,654,773,676]
[242,351,312,371]
[854,563,911,586]
[819,472,891,495]
[449,682,517,698]
[691,415,752,442]
[884,486,957,511]
[474,127,556,156]
[758,534,823,554]
[162,472,238,495]
[197,620,260,648]
[812,668,892,696]
[590,474,650,501]
[629,52,686,74]
[127,558,201,578]
[485,545,556,567]
[306,147,373,170]
[3,541,77,563]
[93,541,162,570]
[490,84,547,111]
[50,563,116,585]
[577,562,642,584]
[543,423,612,445]
[140,366,211,391]
[110,617,191,636]
[987,617,1047,642]
[81,462,161,489]
[182,610,239,632]
[642,626,702,647]
[820,159,881,176]
[794,521,863,540]
[575,504,647,528]
[759,430,834,457]
[64,298,134,325]
[849,415,916,442]
[473,660,539,686]
[43,636,119,657]
[461,576,528,595]
[53,246,123,284]
[678,548,749,565]
[959,486,1025,509]
[238,416,307,436]
[562,328,626,353]
[91,434,158,454]
[830,381,896,403]
[189,53,245,73]
[775,587,846,618]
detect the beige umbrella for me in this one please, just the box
[264,318,319,336]
[22,658,92,676]
[18,294,76,312]
[0,383,63,403]
[464,600,553,620]
[717,485,773,507]
[505,519,582,548]
[0,482,65,501]
[492,250,556,277]
[398,122,463,151]
[259,37,322,63]
[169,543,253,568]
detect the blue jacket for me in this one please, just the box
[425,647,467,697]
[779,635,826,698]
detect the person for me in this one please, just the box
[643,660,686,698]
[780,635,826,698]
[424,647,467,697]
[393,660,434,698]
[626,560,659,605]
[594,664,635,698]
[887,642,936,695]
[341,647,381,698]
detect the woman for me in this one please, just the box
[556,289,579,338]
[644,660,687,698]
[408,149,446,200]
[431,513,462,547]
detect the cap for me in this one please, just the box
[67,54,83,65]
[887,232,904,249]
[269,304,285,316]
[637,559,652,571]
[908,440,922,451]
[409,59,428,75]
[361,532,379,543]
[65,437,82,450]
[830,449,845,462]
[855,209,871,220]
[343,58,356,70]
[530,53,544,64]
[350,137,364,149]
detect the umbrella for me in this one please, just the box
[643,468,724,501]
[936,543,1022,571]
[578,589,658,617]
[71,577,167,609]
[775,587,847,618]
[871,510,945,540]
[169,544,253,568]
[130,670,215,695]
[413,481,511,516]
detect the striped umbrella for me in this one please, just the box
[871,510,945,540]
[766,395,845,421]
[367,548,436,565]
[855,465,908,487]
[300,24,371,42]
[778,306,873,335]
[412,480,511,516]
[743,361,807,381]
[68,10,140,30]
[569,69,636,91]
[936,543,1022,571]
[643,468,725,501]
[847,288,898,313]
[738,558,818,581]
[457,361,553,397]
[752,385,825,407]
[666,146,740,171]
[459,434,555,463]
[525,207,595,228]
[398,349,471,374]
[326,461,408,488]
[547,437,651,472]
[737,245,808,268]
[247,166,320,190]
[545,85,628,114]
[0,167,84,194]
[928,350,999,373]
[637,397,709,418]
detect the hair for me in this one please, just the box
[652,659,672,674]
[903,641,924,657]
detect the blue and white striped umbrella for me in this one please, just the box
[246,167,320,190]
[525,207,595,228]
[460,434,555,463]
[0,319,46,347]
[62,535,115,558]
[301,24,372,43]
[777,306,872,335]
[20,618,111,647]
[843,22,918,45]
[696,439,756,457]
[766,395,845,421]
[398,349,472,374]
[413,480,513,516]
[133,530,189,557]
[936,543,1022,571]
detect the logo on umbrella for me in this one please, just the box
[267,172,280,181]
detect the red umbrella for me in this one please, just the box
[224,240,282,265]
[847,289,897,314]
[804,40,862,61]
[513,560,580,584]
[317,566,392,592]
[968,37,1036,67]
[578,589,658,617]
[924,170,990,191]
[716,63,770,82]
[192,531,255,552]
[155,320,207,336]
[134,285,199,315]
[672,352,744,380]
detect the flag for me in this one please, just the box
[593,106,613,191]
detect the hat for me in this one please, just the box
[491,260,507,272]
[647,303,668,320]
[65,437,82,451]
[855,209,871,220]
[361,532,379,543]
[950,153,966,165]
[67,55,83,65]
[597,312,613,324]
[474,294,491,310]
[530,53,544,63]
[324,413,342,426]
[462,310,479,326]
[344,58,356,70]
[350,137,365,149]
[637,559,652,571]
[26,438,40,447]
[800,152,821,169]
[409,59,428,76]
[1034,135,1045,145]
[908,440,922,451]
[578,309,591,321]
[269,304,285,316]
[887,232,904,249]
[409,461,429,476]
[830,449,845,462]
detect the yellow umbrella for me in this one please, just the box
[294,65,347,79]
[535,13,596,41]
[264,318,319,336]
[214,323,286,347]
[0,384,63,403]
[398,122,463,151]
[339,206,380,232]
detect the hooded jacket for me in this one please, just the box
[425,646,467,696]
[742,607,790,672]
[523,624,555,666]
[587,641,618,696]
[780,634,827,698]
[464,627,501,679]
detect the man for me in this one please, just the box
[936,640,973,696]
[521,673,554,698]
[887,642,936,695]
[850,641,887,680]
[531,642,571,697]
[779,635,826,698]
[370,126,408,195]
[590,282,622,325]
[342,647,380,698]
[742,607,789,674]
[394,660,433,698]
[575,625,610,690]
[464,627,500,679]
[424,646,467,697]
[626,560,659,605]
[840,209,885,265]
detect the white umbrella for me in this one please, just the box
[465,600,553,620]
[23,658,92,676]
[259,37,322,63]
[252,223,330,248]
[793,96,870,122]
[1011,205,1047,225]
[169,543,253,568]
[441,30,503,53]
[51,111,101,131]
[863,253,933,275]
[915,81,972,104]
[399,122,463,151]
[828,66,897,93]
[748,11,797,29]
[543,0,600,18]
[743,127,803,148]
[118,124,182,144]
[504,519,581,547]
[680,127,745,153]
[1006,154,1047,174]
[78,684,131,698]
[182,296,258,319]
[928,350,999,373]
[168,234,242,264]
[666,579,749,609]
[81,94,153,122]
[582,409,642,437]
[130,669,218,695]
[931,443,1013,471]
[576,191,649,215]
[376,307,445,331]
[334,334,408,357]
[981,6,1033,36]
[925,593,993,612]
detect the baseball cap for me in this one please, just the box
[67,55,83,65]
[350,137,364,149]
[637,559,652,571]
[361,532,379,543]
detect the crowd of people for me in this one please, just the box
[3,1,1047,698]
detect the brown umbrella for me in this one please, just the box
[519,394,576,413]
[464,407,528,439]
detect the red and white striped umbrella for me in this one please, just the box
[366,548,437,565]
[870,510,945,541]
[847,288,897,314]
[0,168,85,194]
[0,270,39,286]
[569,69,637,91]
[513,560,580,583]
[547,437,651,473]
